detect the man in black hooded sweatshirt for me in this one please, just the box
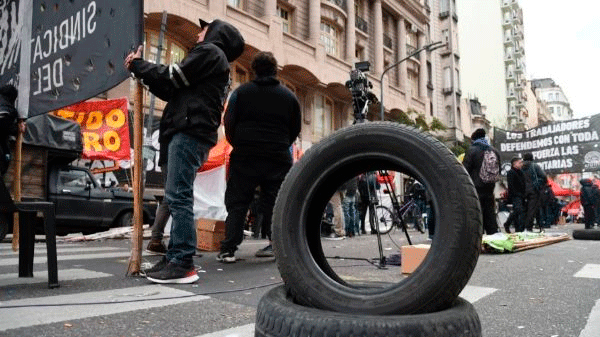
[218,51,301,263]
[0,84,26,176]
[125,19,244,283]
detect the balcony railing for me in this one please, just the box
[383,34,393,49]
[325,0,346,9]
[355,15,368,33]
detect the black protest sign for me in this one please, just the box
[0,0,143,118]
[494,114,600,175]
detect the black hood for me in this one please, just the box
[580,179,593,186]
[522,160,532,171]
[204,19,245,62]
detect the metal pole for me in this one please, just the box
[379,41,444,121]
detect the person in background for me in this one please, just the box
[580,178,599,229]
[218,51,301,263]
[0,84,26,176]
[504,157,526,233]
[146,168,169,255]
[357,172,380,234]
[463,128,501,235]
[125,19,244,283]
[521,152,548,231]
[342,177,359,237]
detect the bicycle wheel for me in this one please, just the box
[272,122,482,315]
[369,205,394,234]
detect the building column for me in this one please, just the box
[397,17,407,91]
[373,0,383,75]
[309,0,321,45]
[346,0,356,63]
[418,32,427,99]
[265,0,277,18]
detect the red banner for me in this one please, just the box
[54,98,131,161]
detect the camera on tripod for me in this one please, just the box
[346,61,377,123]
[346,61,372,100]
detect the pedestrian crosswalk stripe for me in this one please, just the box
[0,246,123,256]
[574,264,600,279]
[196,323,255,337]
[0,251,133,267]
[459,285,498,303]
[0,285,209,331]
[580,298,600,337]
[0,268,113,287]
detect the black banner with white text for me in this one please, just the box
[0,0,143,118]
[494,114,600,175]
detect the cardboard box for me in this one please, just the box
[196,218,226,252]
[401,244,430,274]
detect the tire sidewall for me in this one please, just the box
[272,122,482,315]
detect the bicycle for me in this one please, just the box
[371,193,425,235]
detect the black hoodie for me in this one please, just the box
[0,89,19,167]
[130,20,245,165]
[224,75,301,162]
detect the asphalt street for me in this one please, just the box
[0,222,598,337]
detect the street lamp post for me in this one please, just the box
[379,41,445,121]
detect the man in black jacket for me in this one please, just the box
[504,157,526,232]
[0,84,26,176]
[463,128,501,235]
[580,178,599,229]
[125,19,244,283]
[522,152,547,231]
[218,52,301,263]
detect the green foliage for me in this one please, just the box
[385,108,447,133]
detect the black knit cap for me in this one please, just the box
[471,128,486,141]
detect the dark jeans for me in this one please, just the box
[506,197,525,232]
[524,191,541,231]
[151,167,170,241]
[164,133,210,266]
[477,191,498,235]
[583,204,596,229]
[221,156,291,254]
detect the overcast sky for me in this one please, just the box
[520,0,599,118]
[457,0,599,122]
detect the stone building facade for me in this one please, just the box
[107,0,463,150]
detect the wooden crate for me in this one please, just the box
[196,218,226,252]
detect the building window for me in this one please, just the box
[440,0,449,13]
[443,67,451,89]
[549,107,554,114]
[355,45,365,61]
[277,5,293,33]
[442,29,449,45]
[313,94,333,139]
[408,71,419,98]
[320,21,339,57]
[227,0,242,8]
[144,31,187,65]
[232,65,248,90]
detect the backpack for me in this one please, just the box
[479,149,500,183]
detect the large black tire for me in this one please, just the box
[0,213,10,242]
[573,229,600,240]
[272,122,482,315]
[255,286,482,337]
